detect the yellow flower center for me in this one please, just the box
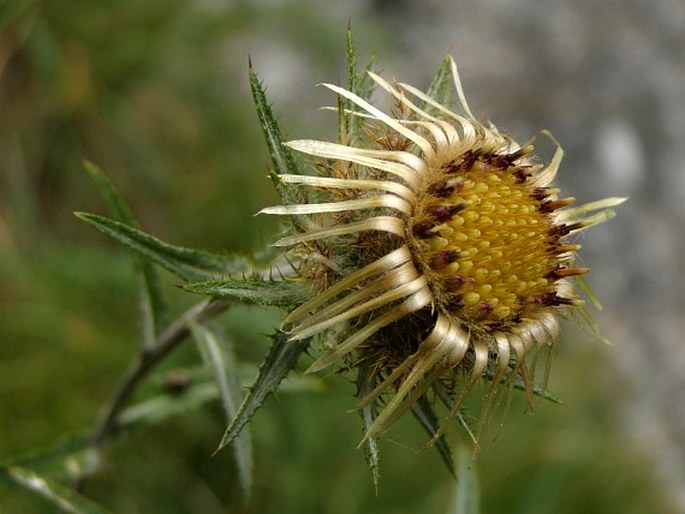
[408,148,575,330]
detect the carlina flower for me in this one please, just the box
[260,56,625,447]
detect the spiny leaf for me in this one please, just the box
[341,27,376,145]
[84,161,167,347]
[248,60,307,211]
[75,213,249,282]
[191,323,253,501]
[3,467,112,514]
[248,63,300,178]
[184,278,310,307]
[339,25,357,142]
[346,24,358,100]
[355,364,381,490]
[411,395,456,477]
[215,330,310,453]
[357,54,377,103]
[424,55,454,115]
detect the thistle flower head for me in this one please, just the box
[261,56,624,447]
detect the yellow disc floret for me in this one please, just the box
[408,147,584,330]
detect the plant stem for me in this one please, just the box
[76,298,230,489]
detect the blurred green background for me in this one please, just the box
[1,0,683,513]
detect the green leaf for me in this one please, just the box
[118,381,219,428]
[450,448,481,514]
[191,323,253,501]
[345,25,358,99]
[249,63,300,178]
[357,54,377,103]
[84,161,167,347]
[117,367,321,430]
[3,467,112,514]
[215,330,310,453]
[340,27,376,145]
[75,213,249,282]
[184,278,310,307]
[424,55,454,115]
[0,436,99,485]
[339,25,357,141]
[248,61,308,213]
[411,395,456,477]
[355,364,381,490]
[83,161,135,224]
